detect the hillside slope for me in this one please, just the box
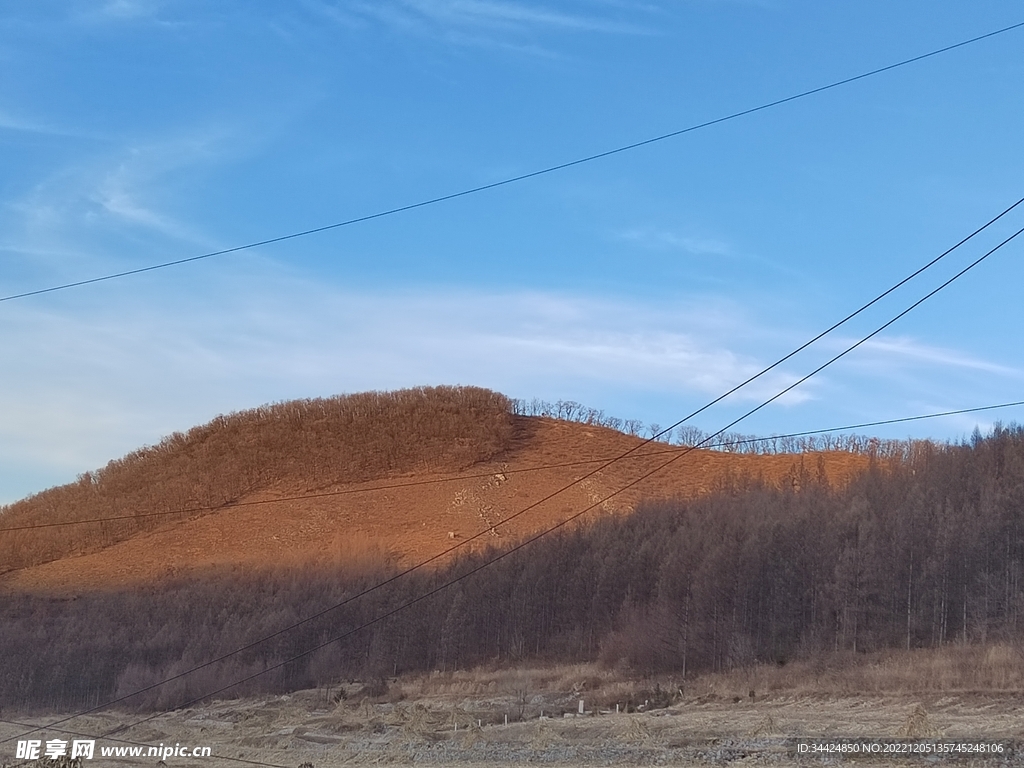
[0,386,516,577]
[0,401,871,595]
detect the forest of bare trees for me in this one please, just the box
[1,390,925,578]
[3,424,1024,714]
[513,397,924,459]
[0,386,515,573]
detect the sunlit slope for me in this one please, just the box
[0,386,516,575]
[0,389,871,594]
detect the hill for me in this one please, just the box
[5,424,1022,715]
[0,386,871,595]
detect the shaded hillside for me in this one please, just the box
[2,427,1021,714]
[0,386,515,574]
[443,426,1024,674]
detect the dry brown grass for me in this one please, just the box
[685,643,1024,699]
[395,663,682,717]
[401,664,609,699]
[1,404,873,595]
[394,643,1024,711]
[0,386,514,574]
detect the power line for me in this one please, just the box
[3,398,1024,535]
[3,369,1013,764]
[4,15,1021,757]
[4,189,1021,536]
[8,211,1021,747]
[90,222,1024,735]
[1,21,1021,304]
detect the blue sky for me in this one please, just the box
[2,1,1024,504]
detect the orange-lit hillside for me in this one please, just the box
[0,388,873,595]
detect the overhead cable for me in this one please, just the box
[11,212,1020,746]
[1,21,1021,304]
[3,398,1023,534]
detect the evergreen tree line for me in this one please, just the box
[3,426,1024,713]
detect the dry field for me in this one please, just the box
[6,651,1024,767]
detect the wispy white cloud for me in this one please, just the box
[617,227,733,257]
[67,1,198,35]
[0,107,91,138]
[398,0,650,33]
[86,143,217,243]
[0,109,47,134]
[311,0,654,45]
[4,128,236,282]
[0,276,804,503]
[6,266,1019,504]
[78,0,181,24]
[98,0,157,18]
[859,336,1024,378]
[800,334,1024,437]
[615,225,810,281]
[208,283,806,404]
[299,0,367,29]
